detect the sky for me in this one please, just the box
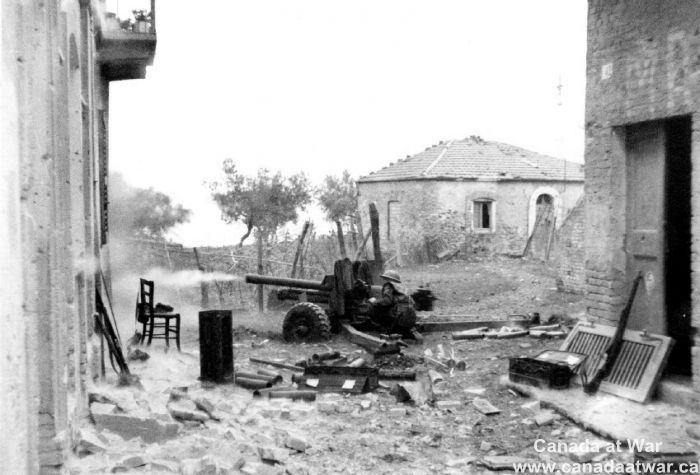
[108,0,588,247]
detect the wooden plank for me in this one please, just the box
[560,322,673,403]
[418,317,530,333]
[340,322,400,355]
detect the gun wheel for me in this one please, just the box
[282,302,331,342]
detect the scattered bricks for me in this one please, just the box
[119,455,146,469]
[258,447,289,465]
[446,457,476,468]
[687,425,700,439]
[409,424,425,435]
[255,463,286,475]
[198,456,220,475]
[317,402,336,414]
[127,348,150,362]
[149,459,179,472]
[167,400,209,422]
[520,401,541,413]
[480,441,493,451]
[482,456,534,471]
[428,370,444,384]
[534,411,556,426]
[194,397,215,415]
[472,398,500,415]
[168,387,189,402]
[389,407,407,417]
[261,408,282,419]
[571,450,596,463]
[551,429,562,437]
[545,331,567,339]
[360,400,372,410]
[285,434,310,452]
[519,342,533,349]
[75,428,107,455]
[179,458,204,475]
[521,418,535,427]
[93,412,179,443]
[90,402,118,415]
[239,462,259,475]
[464,387,486,396]
[280,410,292,420]
[565,427,581,438]
[435,400,462,410]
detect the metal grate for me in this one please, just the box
[561,323,673,403]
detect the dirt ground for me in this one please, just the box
[73,257,638,474]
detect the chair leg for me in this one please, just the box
[176,315,181,352]
[147,317,155,345]
[141,320,147,344]
[165,318,170,348]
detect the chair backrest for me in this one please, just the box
[139,278,155,319]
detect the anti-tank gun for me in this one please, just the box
[244,203,436,342]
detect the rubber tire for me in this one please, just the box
[282,302,331,342]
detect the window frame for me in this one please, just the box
[472,199,495,233]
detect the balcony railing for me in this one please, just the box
[98,0,157,81]
[103,0,156,35]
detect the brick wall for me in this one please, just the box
[549,197,586,293]
[584,0,700,388]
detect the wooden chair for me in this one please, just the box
[137,278,181,351]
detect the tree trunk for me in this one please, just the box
[369,202,382,264]
[257,232,264,312]
[354,211,366,259]
[291,220,310,278]
[336,220,347,258]
[349,218,359,256]
[299,225,313,278]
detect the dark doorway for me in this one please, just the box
[665,115,693,376]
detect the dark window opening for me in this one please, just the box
[474,201,492,230]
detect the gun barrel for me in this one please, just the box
[245,274,331,291]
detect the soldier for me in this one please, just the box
[369,270,417,334]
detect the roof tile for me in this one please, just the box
[359,137,584,183]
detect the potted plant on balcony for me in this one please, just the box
[132,9,151,33]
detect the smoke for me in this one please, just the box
[137,267,241,287]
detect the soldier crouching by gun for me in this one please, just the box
[368,270,417,337]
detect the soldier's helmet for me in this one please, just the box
[380,270,401,283]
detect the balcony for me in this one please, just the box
[97,0,157,81]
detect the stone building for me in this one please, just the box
[357,136,584,266]
[0,1,156,472]
[583,0,700,396]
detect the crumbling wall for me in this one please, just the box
[584,0,700,389]
[357,179,582,264]
[549,197,586,293]
[0,1,136,472]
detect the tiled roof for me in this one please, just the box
[358,136,584,183]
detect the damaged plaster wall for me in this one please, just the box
[0,1,125,472]
[584,0,700,389]
[357,179,582,263]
